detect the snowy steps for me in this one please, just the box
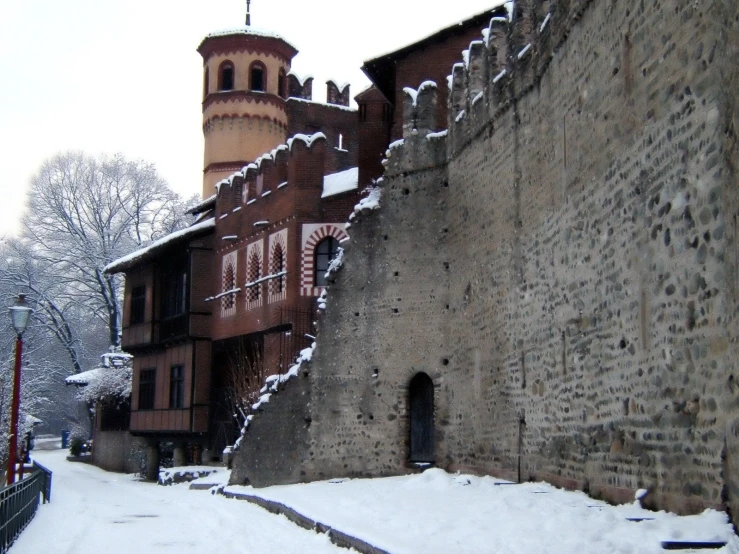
[220,490,392,554]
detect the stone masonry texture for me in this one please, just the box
[231,0,739,521]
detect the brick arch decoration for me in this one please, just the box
[221,251,238,317]
[301,224,348,297]
[268,230,288,303]
[245,240,264,310]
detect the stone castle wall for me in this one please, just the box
[231,0,739,518]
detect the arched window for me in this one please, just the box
[314,237,339,287]
[409,373,435,463]
[218,61,234,91]
[250,61,266,92]
[203,67,209,99]
[222,263,235,310]
[247,250,262,301]
[278,69,286,98]
[271,243,285,293]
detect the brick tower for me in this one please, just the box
[198,10,298,197]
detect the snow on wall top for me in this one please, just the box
[104,218,215,274]
[403,81,437,107]
[322,167,358,198]
[286,97,357,113]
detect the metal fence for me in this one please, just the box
[0,461,52,554]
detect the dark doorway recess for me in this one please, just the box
[409,372,435,463]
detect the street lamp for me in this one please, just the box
[6,294,32,485]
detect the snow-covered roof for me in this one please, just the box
[200,26,296,50]
[187,194,216,215]
[66,368,104,386]
[322,167,359,198]
[104,218,215,274]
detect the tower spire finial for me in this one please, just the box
[246,0,251,26]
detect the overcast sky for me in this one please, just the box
[0,0,503,236]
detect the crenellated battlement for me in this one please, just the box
[386,0,599,164]
[287,72,314,100]
[382,81,447,177]
[214,132,328,218]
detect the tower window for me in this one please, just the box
[203,67,209,98]
[219,61,234,91]
[250,62,266,92]
[278,69,286,98]
[314,237,339,286]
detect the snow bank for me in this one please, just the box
[225,468,738,554]
[158,466,221,486]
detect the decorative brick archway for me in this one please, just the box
[300,224,348,296]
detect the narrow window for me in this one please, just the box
[169,365,185,409]
[138,368,156,410]
[203,67,209,99]
[162,263,187,319]
[130,285,146,325]
[314,237,339,286]
[250,62,265,92]
[223,263,236,309]
[219,61,234,91]
[337,134,344,150]
[278,70,286,98]
[271,244,285,293]
[359,104,367,122]
[409,372,435,462]
[248,250,262,301]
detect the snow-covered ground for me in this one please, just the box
[12,447,739,554]
[226,470,739,554]
[10,449,344,554]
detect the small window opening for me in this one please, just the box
[138,368,156,411]
[250,63,265,92]
[248,251,262,301]
[359,104,367,122]
[203,67,209,99]
[169,365,185,409]
[338,134,344,150]
[314,237,339,287]
[130,285,146,325]
[278,70,286,98]
[219,62,234,91]
[271,244,285,294]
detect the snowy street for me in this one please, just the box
[9,449,343,554]
[10,446,739,554]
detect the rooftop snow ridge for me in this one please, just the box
[200,26,296,50]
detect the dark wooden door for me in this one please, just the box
[409,373,435,462]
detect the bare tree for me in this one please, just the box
[20,151,192,348]
[226,339,265,429]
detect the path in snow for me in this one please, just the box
[11,449,344,554]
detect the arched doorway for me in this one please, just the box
[409,373,435,463]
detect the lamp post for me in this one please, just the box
[6,294,32,485]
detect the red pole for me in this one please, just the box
[6,336,23,485]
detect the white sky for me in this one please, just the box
[0,0,502,236]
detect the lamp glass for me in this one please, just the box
[9,296,31,336]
